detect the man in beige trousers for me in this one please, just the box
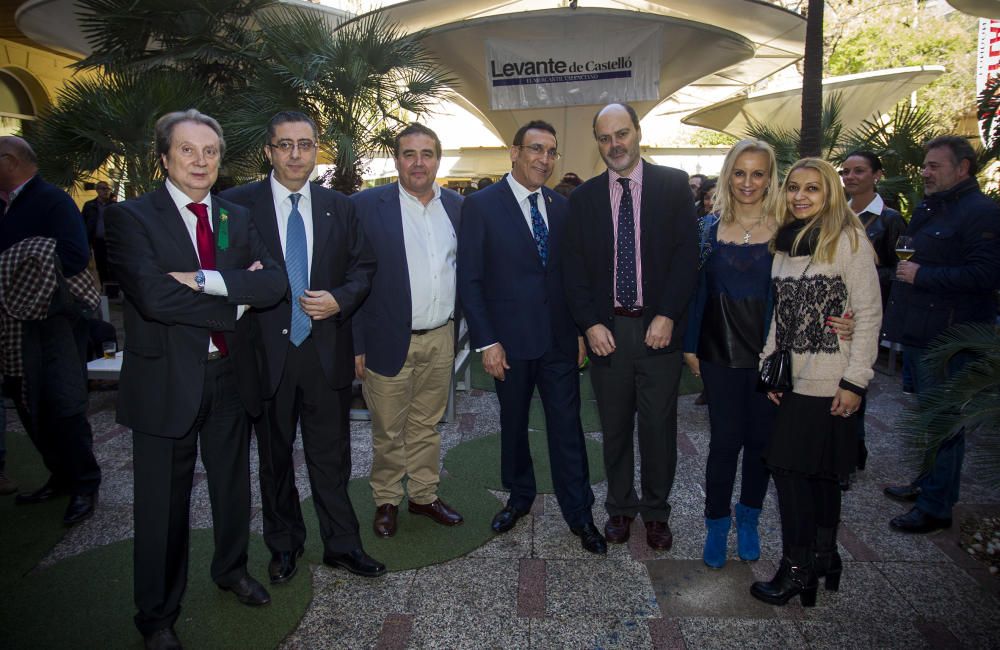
[351,123,465,537]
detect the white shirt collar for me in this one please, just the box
[858,193,884,216]
[165,178,212,215]
[398,181,441,207]
[270,173,312,207]
[506,172,542,205]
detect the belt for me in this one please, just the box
[206,350,227,361]
[613,306,644,318]
[412,320,451,336]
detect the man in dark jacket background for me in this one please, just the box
[882,135,1000,534]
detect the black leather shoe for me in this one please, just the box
[571,522,607,555]
[144,627,183,650]
[63,493,96,526]
[323,548,386,577]
[883,484,921,502]
[491,505,528,534]
[268,547,304,584]
[219,574,271,606]
[16,483,68,505]
[890,507,952,534]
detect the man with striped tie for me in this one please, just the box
[221,111,381,584]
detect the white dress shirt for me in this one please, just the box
[506,172,549,232]
[857,193,885,216]
[270,173,315,278]
[164,178,232,353]
[399,183,456,330]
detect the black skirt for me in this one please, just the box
[764,392,858,480]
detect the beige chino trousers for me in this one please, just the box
[364,321,453,506]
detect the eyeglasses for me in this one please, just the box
[268,140,316,154]
[518,144,561,160]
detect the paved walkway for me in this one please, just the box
[34,368,1000,648]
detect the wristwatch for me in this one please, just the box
[194,270,206,292]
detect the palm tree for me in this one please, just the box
[242,8,453,193]
[799,0,825,158]
[745,93,847,177]
[899,323,1000,490]
[25,70,214,196]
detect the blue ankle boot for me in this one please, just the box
[735,503,762,561]
[703,516,730,568]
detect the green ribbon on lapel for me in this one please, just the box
[218,208,230,250]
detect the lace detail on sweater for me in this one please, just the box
[773,274,847,354]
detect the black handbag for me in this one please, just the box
[757,260,812,393]
[757,348,793,392]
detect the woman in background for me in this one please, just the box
[751,158,880,607]
[839,150,906,470]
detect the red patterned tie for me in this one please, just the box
[187,202,228,356]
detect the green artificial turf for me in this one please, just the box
[300,474,499,573]
[443,429,605,493]
[0,530,310,649]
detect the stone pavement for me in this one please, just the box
[34,369,1000,648]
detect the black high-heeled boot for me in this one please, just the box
[813,526,842,591]
[750,547,818,607]
[857,439,868,471]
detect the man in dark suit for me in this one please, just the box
[105,110,287,650]
[351,123,464,538]
[81,180,115,293]
[563,103,698,551]
[220,111,382,583]
[458,120,606,555]
[0,135,101,525]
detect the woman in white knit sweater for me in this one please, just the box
[750,158,881,608]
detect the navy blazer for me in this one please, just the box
[458,176,579,362]
[0,175,90,275]
[563,160,699,363]
[351,182,463,377]
[220,179,376,395]
[105,186,287,435]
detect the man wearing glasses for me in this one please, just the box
[458,120,606,554]
[221,111,383,582]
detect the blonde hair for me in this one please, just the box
[773,157,865,264]
[715,139,782,225]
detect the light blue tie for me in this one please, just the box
[286,193,311,346]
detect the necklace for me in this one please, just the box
[735,216,764,245]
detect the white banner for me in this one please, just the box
[977,18,1000,147]
[486,27,661,110]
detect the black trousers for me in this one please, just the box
[589,316,681,522]
[7,311,100,495]
[700,360,774,519]
[772,471,841,554]
[256,337,360,555]
[132,356,250,636]
[494,347,595,529]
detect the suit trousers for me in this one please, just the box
[700,360,774,518]
[590,316,681,522]
[132,356,250,636]
[8,311,101,495]
[257,337,361,555]
[364,321,452,506]
[494,346,595,528]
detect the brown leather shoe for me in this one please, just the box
[645,520,673,550]
[604,515,634,544]
[373,504,398,537]
[408,498,464,526]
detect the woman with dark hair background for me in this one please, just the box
[839,151,907,470]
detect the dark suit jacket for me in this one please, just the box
[563,160,699,363]
[105,186,286,436]
[458,177,578,362]
[220,179,375,395]
[350,182,463,377]
[81,197,109,246]
[0,175,90,275]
